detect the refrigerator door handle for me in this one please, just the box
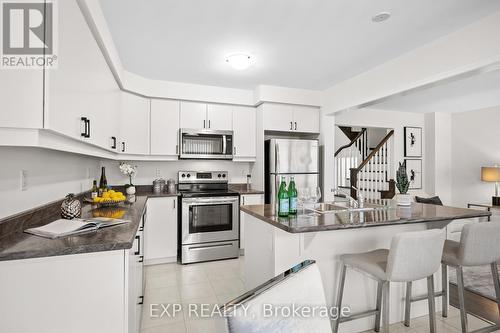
[275,143,280,173]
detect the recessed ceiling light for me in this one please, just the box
[372,12,391,23]
[225,53,253,70]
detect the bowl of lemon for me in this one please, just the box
[93,190,126,207]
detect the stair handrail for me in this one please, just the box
[353,130,394,171]
[334,128,367,157]
[349,129,395,199]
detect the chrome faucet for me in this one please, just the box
[334,186,364,209]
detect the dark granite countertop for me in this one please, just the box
[240,200,492,233]
[228,184,265,195]
[0,187,181,262]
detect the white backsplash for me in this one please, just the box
[100,160,252,186]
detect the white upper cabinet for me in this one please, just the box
[180,101,207,129]
[207,104,233,131]
[292,105,320,133]
[263,103,319,133]
[119,92,150,155]
[150,99,180,156]
[233,106,256,160]
[263,103,294,131]
[45,0,120,149]
[0,70,43,129]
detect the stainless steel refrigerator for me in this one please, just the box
[265,138,319,205]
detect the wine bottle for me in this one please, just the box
[278,176,289,217]
[288,176,297,215]
[91,180,98,199]
[99,167,107,195]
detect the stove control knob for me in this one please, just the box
[218,174,222,178]
[222,174,226,178]
[187,174,191,178]
[181,173,186,178]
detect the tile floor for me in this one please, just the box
[141,257,491,333]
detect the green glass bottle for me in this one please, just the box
[277,176,289,217]
[288,176,298,215]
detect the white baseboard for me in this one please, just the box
[144,257,177,266]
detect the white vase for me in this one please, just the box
[396,193,412,206]
[126,186,136,195]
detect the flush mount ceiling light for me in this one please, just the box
[225,53,253,70]
[372,12,391,23]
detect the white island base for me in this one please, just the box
[243,213,450,333]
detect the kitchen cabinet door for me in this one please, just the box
[207,104,233,131]
[145,197,178,263]
[180,101,207,129]
[151,99,180,156]
[45,0,120,148]
[0,70,43,129]
[262,103,294,132]
[240,194,264,250]
[233,106,256,160]
[119,92,150,155]
[293,105,320,133]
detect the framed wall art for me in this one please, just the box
[404,126,422,157]
[405,159,422,189]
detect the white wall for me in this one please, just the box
[0,147,100,219]
[100,159,252,187]
[451,106,500,207]
[334,108,426,193]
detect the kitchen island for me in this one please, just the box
[241,201,491,332]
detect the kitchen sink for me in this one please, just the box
[306,202,387,214]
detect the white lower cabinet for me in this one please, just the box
[239,194,264,251]
[145,197,178,264]
[0,210,146,333]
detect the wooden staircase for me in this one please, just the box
[335,128,396,200]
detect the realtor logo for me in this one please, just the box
[1,0,57,68]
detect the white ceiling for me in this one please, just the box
[99,0,500,90]
[371,69,500,113]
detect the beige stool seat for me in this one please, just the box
[341,249,389,281]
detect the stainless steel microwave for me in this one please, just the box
[179,129,234,159]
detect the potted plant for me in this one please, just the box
[119,162,137,195]
[396,161,412,206]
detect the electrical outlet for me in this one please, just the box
[155,168,161,177]
[20,170,28,191]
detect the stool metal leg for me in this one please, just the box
[404,281,412,327]
[442,263,448,318]
[382,281,390,333]
[333,264,347,333]
[490,262,500,316]
[456,266,469,333]
[427,275,437,333]
[375,281,383,332]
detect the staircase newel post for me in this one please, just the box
[350,168,358,200]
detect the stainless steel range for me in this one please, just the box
[178,171,239,264]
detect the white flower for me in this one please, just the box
[119,162,137,177]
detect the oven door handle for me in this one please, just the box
[183,197,238,204]
[184,200,238,206]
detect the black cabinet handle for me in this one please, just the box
[290,121,293,130]
[139,255,144,263]
[81,117,88,137]
[121,142,126,152]
[203,120,206,128]
[111,136,116,149]
[86,119,91,138]
[208,120,211,128]
[138,296,144,305]
[294,122,297,130]
[134,235,140,255]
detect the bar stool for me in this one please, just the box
[333,229,446,333]
[416,222,500,333]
